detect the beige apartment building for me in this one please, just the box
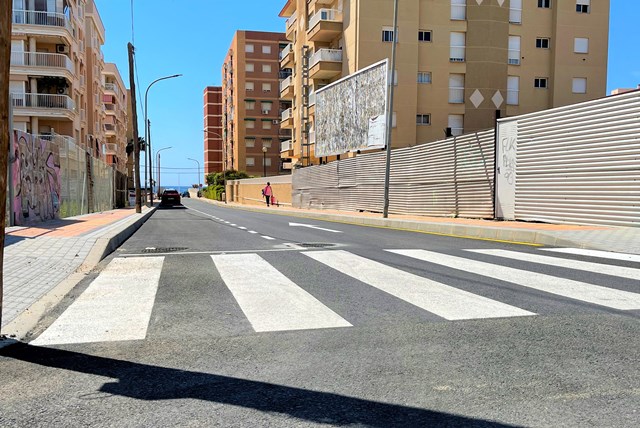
[222,30,293,177]
[9,0,114,160]
[278,0,609,166]
[102,63,128,173]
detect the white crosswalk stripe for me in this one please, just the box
[389,249,640,311]
[541,248,640,263]
[211,253,352,332]
[303,250,535,321]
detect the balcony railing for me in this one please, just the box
[33,133,75,147]
[280,76,293,93]
[280,43,292,60]
[286,13,297,29]
[10,92,76,111]
[105,82,119,95]
[309,48,343,68]
[105,143,118,154]
[308,8,342,30]
[281,108,293,122]
[10,51,74,73]
[308,131,316,144]
[309,91,316,106]
[280,139,293,152]
[12,10,71,32]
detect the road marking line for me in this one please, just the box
[230,224,237,226]
[541,248,640,263]
[248,231,258,234]
[31,257,164,345]
[237,227,247,230]
[389,249,640,311]
[261,236,275,240]
[289,222,343,233]
[211,254,352,332]
[303,250,534,321]
[468,249,640,281]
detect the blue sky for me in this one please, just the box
[95,0,639,187]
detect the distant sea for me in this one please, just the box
[161,185,192,194]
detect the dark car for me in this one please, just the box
[182,191,190,198]
[160,188,181,206]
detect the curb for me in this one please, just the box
[1,207,156,344]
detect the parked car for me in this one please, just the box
[160,188,181,206]
[182,191,190,198]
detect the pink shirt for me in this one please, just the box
[264,185,273,196]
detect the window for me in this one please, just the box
[245,138,255,148]
[262,64,272,73]
[262,139,272,148]
[245,44,254,53]
[261,102,272,112]
[536,38,550,49]
[510,0,522,24]
[507,76,519,105]
[574,37,589,53]
[576,0,590,13]
[245,100,255,110]
[417,72,432,84]
[382,26,396,43]
[534,77,548,88]
[416,114,431,125]
[449,74,465,103]
[572,77,587,93]
[508,36,521,65]
[246,157,255,167]
[246,63,254,72]
[450,32,465,62]
[245,120,255,129]
[246,81,254,91]
[451,0,466,20]
[262,45,271,54]
[448,114,464,136]
[418,30,432,42]
[262,121,272,130]
[262,83,271,92]
[538,0,551,8]
[263,157,272,167]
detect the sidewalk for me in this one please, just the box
[2,206,154,338]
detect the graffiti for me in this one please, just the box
[500,135,517,185]
[11,131,61,225]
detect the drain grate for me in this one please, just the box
[141,247,188,254]
[295,243,337,248]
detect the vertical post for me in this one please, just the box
[128,43,142,213]
[382,0,399,218]
[148,119,153,205]
[493,109,501,219]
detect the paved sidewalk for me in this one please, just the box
[2,206,154,337]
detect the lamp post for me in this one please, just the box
[204,129,227,202]
[155,146,172,195]
[382,0,399,219]
[144,73,182,205]
[187,157,201,196]
[262,145,268,177]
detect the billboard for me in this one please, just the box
[314,59,388,157]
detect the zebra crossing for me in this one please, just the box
[31,247,640,346]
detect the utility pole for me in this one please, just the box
[128,43,142,213]
[0,1,13,330]
[383,0,399,218]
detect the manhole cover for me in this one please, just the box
[295,243,337,248]
[141,247,188,254]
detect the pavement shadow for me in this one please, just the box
[3,218,85,246]
[1,343,521,427]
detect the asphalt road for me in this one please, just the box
[1,198,639,427]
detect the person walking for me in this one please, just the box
[263,182,273,207]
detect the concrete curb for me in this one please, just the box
[1,207,156,343]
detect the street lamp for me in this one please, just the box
[187,157,201,196]
[156,146,172,195]
[144,73,182,205]
[382,0,399,219]
[262,145,268,177]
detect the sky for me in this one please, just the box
[94,0,640,187]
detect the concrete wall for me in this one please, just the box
[226,175,293,207]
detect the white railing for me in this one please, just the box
[309,8,342,29]
[286,13,297,29]
[508,50,521,65]
[280,43,292,60]
[12,10,71,32]
[280,139,293,152]
[105,143,118,153]
[309,48,343,68]
[10,51,74,73]
[33,132,75,147]
[309,131,316,144]
[449,46,465,62]
[282,161,292,170]
[448,88,464,104]
[105,83,119,95]
[309,91,316,106]
[10,92,75,111]
[281,108,293,122]
[280,76,293,93]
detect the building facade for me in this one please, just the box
[278,0,609,166]
[204,86,223,175]
[221,30,292,177]
[102,63,128,173]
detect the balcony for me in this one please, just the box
[280,139,293,153]
[308,91,316,115]
[34,132,75,147]
[279,75,294,99]
[309,131,316,144]
[281,161,293,170]
[10,92,76,119]
[104,82,119,95]
[280,43,293,68]
[105,143,118,154]
[308,0,335,12]
[285,13,297,40]
[309,49,342,80]
[280,108,293,128]
[12,10,72,41]
[10,52,74,78]
[308,9,343,42]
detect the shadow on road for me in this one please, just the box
[1,343,521,427]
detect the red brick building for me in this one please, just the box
[204,86,223,175]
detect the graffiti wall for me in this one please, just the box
[10,130,62,225]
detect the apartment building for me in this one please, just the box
[221,30,292,177]
[278,0,609,166]
[102,63,128,173]
[204,86,224,175]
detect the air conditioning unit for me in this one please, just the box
[56,44,69,54]
[272,119,280,124]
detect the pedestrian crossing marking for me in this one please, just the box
[389,249,640,311]
[303,250,535,321]
[468,249,640,281]
[542,248,640,263]
[31,257,164,346]
[211,254,352,332]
